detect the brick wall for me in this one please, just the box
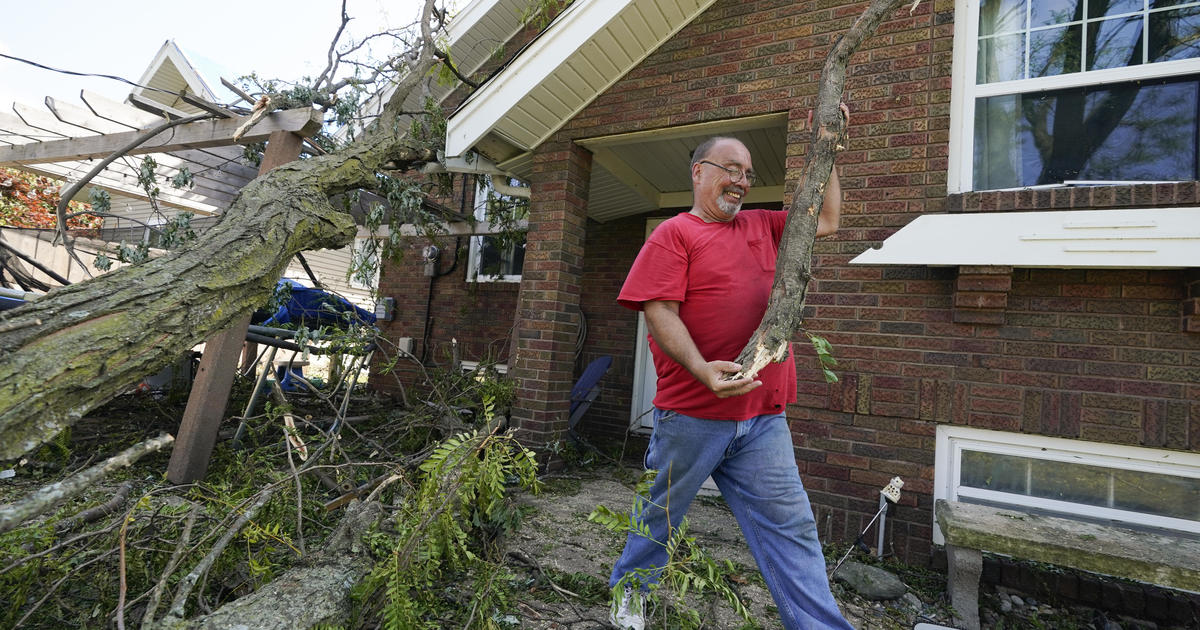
[373,0,1200,568]
[370,176,520,397]
[575,214,652,443]
[509,140,593,446]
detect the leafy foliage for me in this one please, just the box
[807,332,839,383]
[356,401,540,629]
[91,157,198,271]
[0,167,100,231]
[589,470,755,628]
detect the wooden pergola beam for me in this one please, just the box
[0,107,322,166]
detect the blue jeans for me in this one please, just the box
[609,409,853,630]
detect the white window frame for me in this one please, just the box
[948,0,1200,193]
[348,237,379,290]
[933,425,1200,544]
[467,180,525,284]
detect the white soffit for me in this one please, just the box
[445,0,718,159]
[851,208,1200,269]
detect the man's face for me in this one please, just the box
[691,139,753,222]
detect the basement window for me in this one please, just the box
[934,426,1200,544]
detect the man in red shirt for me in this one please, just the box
[609,135,853,630]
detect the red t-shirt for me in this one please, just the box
[618,209,797,420]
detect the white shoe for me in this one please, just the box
[609,585,645,630]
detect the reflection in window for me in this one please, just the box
[467,178,527,283]
[974,77,1199,188]
[1151,4,1200,62]
[1030,23,1082,77]
[471,234,525,281]
[961,450,1200,522]
[978,0,1200,83]
[1087,15,1142,71]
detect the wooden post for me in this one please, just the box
[167,130,306,484]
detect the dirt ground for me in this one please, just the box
[502,467,949,630]
[501,465,1196,630]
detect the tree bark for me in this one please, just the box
[732,0,917,380]
[0,434,172,534]
[0,18,441,460]
[151,501,384,630]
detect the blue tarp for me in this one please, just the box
[255,279,376,328]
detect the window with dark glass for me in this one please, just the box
[972,0,1200,189]
[468,178,527,282]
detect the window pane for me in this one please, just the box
[1088,16,1144,70]
[1112,469,1200,520]
[510,241,525,276]
[478,236,505,277]
[973,94,1023,189]
[1149,5,1200,62]
[960,449,1200,524]
[961,450,1029,493]
[1033,0,1082,27]
[979,34,1026,83]
[1029,459,1112,505]
[974,78,1199,188]
[1154,0,1199,9]
[1088,0,1142,19]
[1076,81,1198,181]
[980,0,1026,36]
[1031,24,1084,76]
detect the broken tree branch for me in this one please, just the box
[730,0,914,380]
[0,434,173,534]
[163,485,279,621]
[55,480,133,534]
[140,503,199,629]
[152,501,385,630]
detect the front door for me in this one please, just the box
[629,217,668,431]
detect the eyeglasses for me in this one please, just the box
[699,160,757,186]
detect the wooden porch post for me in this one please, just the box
[166,130,305,484]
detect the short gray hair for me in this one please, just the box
[689,136,740,169]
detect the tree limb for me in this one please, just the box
[152,501,385,630]
[0,434,173,534]
[0,0,445,460]
[731,0,914,380]
[55,480,133,534]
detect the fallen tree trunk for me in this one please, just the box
[732,0,919,380]
[152,501,384,630]
[0,18,440,461]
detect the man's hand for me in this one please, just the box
[700,360,762,398]
[644,301,762,399]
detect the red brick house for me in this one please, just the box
[372,0,1200,581]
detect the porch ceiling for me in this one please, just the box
[577,113,789,222]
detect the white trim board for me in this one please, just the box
[445,0,719,158]
[932,425,1200,545]
[850,208,1200,269]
